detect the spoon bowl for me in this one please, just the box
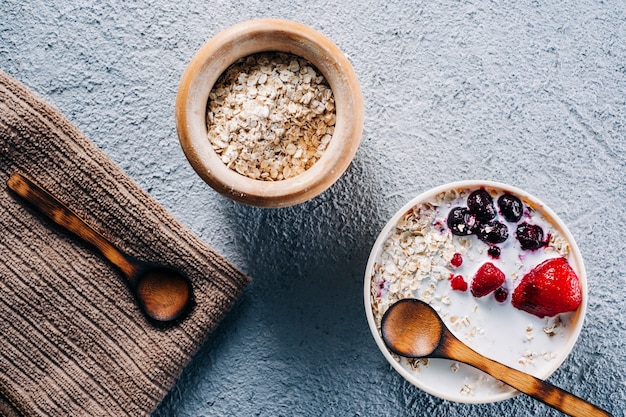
[382,299,612,417]
[133,263,193,322]
[381,297,443,358]
[7,172,194,324]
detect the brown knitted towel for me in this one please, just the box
[0,70,251,417]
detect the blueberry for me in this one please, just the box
[498,193,523,222]
[487,246,501,259]
[467,189,496,222]
[447,207,475,236]
[516,222,546,250]
[476,221,509,244]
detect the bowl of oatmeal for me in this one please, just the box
[175,19,364,207]
[364,181,587,404]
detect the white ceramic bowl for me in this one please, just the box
[364,181,587,404]
[175,19,364,208]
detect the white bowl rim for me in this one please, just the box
[363,180,588,404]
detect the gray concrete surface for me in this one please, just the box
[1,1,625,416]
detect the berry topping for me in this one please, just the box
[450,275,468,292]
[476,221,509,244]
[471,262,506,298]
[447,207,475,236]
[467,189,497,222]
[498,193,523,222]
[516,222,547,250]
[494,287,508,303]
[451,252,463,268]
[375,279,386,298]
[487,246,501,259]
[511,257,582,318]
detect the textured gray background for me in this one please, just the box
[2,1,625,416]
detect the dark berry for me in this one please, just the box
[467,189,496,222]
[516,222,546,250]
[450,275,468,292]
[498,193,523,222]
[447,207,475,236]
[476,221,509,244]
[487,246,501,259]
[451,253,463,268]
[494,287,508,303]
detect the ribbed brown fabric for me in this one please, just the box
[0,71,251,417]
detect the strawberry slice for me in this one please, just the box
[512,257,582,318]
[450,274,468,292]
[471,262,505,297]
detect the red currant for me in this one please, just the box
[494,287,508,303]
[451,252,463,268]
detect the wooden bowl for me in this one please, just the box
[175,19,364,207]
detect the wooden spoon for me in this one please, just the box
[7,172,193,323]
[381,298,612,417]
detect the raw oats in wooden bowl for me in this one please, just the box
[175,19,364,207]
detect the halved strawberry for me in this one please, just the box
[512,257,582,318]
[471,262,505,297]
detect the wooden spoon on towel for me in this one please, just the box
[7,172,193,323]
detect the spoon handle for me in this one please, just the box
[7,172,137,278]
[440,330,613,417]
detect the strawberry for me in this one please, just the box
[450,274,468,292]
[471,262,505,297]
[512,257,582,318]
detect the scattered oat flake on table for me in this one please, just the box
[206,52,336,181]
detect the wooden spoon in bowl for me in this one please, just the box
[7,172,193,324]
[381,299,612,417]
